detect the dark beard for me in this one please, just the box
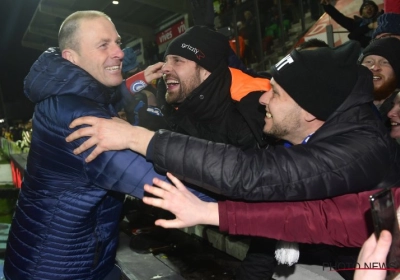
[374,76,398,101]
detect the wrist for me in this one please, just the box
[204,202,219,226]
[128,126,154,156]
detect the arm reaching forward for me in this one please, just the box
[66,116,154,162]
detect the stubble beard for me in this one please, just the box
[264,107,302,141]
[165,67,202,105]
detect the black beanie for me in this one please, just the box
[372,13,400,39]
[163,26,230,72]
[358,37,400,88]
[270,41,361,121]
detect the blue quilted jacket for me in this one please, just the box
[3,48,168,280]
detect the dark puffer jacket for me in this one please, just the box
[159,63,272,150]
[3,48,168,280]
[149,66,400,201]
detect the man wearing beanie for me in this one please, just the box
[120,25,276,279]
[359,37,400,127]
[123,25,272,151]
[320,0,381,47]
[372,12,400,39]
[68,40,400,280]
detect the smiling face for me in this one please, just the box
[258,79,306,144]
[62,16,124,87]
[162,55,210,104]
[361,54,397,101]
[388,92,400,139]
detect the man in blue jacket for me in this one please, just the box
[3,10,212,280]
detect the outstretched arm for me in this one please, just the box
[143,174,400,248]
[66,117,154,162]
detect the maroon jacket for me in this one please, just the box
[219,187,400,248]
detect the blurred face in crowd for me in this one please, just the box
[162,55,210,104]
[361,55,397,100]
[62,16,124,87]
[259,79,306,144]
[361,4,376,19]
[388,92,400,139]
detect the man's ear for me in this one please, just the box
[62,49,77,64]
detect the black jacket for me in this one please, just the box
[322,4,380,48]
[159,62,271,150]
[148,66,400,201]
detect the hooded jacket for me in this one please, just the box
[148,66,400,201]
[3,48,169,280]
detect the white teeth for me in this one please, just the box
[391,122,399,126]
[166,79,179,85]
[266,112,272,118]
[106,66,120,71]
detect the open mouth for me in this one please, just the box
[164,76,180,90]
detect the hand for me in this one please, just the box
[368,21,378,29]
[143,62,164,83]
[66,116,154,162]
[143,173,219,228]
[354,230,392,280]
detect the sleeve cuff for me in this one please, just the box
[218,201,229,233]
[146,134,156,161]
[125,71,148,93]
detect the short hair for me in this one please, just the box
[58,10,111,52]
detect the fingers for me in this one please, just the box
[85,148,102,163]
[142,194,163,208]
[144,62,164,82]
[358,233,379,259]
[144,183,168,199]
[154,218,184,229]
[72,137,96,153]
[166,173,186,191]
[374,230,392,258]
[66,126,93,142]
[69,116,97,129]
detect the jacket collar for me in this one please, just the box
[24,47,115,104]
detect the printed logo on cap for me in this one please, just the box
[181,43,205,60]
[131,80,147,93]
[275,54,295,71]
